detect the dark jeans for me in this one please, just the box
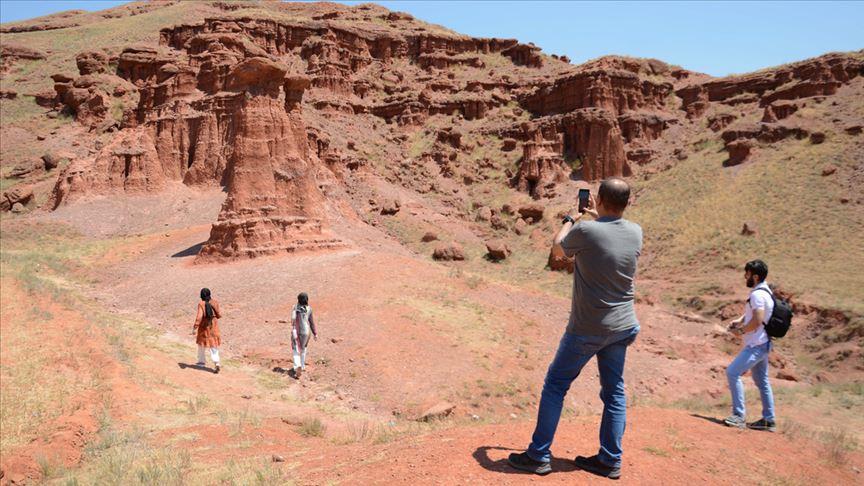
[526,326,639,467]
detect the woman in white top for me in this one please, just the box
[291,292,318,378]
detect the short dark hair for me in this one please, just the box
[745,259,768,281]
[598,178,630,212]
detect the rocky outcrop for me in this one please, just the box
[677,53,864,115]
[49,23,345,259]
[498,108,629,182]
[0,44,46,73]
[0,186,34,212]
[520,68,673,117]
[723,140,753,167]
[512,135,570,199]
[618,111,676,143]
[708,113,737,132]
[197,63,343,260]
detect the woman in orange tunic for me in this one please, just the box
[193,288,222,374]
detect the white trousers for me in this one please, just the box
[197,345,220,365]
[292,346,307,371]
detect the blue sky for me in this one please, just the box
[1,1,862,76]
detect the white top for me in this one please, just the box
[292,304,312,336]
[743,281,774,348]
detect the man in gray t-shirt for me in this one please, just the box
[509,178,642,480]
[561,207,642,336]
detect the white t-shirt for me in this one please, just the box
[743,282,774,348]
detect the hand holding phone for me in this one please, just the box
[578,189,590,214]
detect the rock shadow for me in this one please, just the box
[172,241,206,258]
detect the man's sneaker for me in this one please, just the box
[574,455,621,480]
[723,414,746,428]
[747,418,776,432]
[507,452,551,475]
[214,364,221,374]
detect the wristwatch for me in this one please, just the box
[562,215,576,225]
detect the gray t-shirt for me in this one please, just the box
[560,216,642,336]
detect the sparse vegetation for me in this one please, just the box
[297,417,326,438]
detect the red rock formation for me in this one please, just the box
[707,113,737,132]
[0,44,46,73]
[723,140,753,167]
[677,53,864,115]
[766,100,799,120]
[497,108,629,182]
[618,111,675,143]
[501,43,543,68]
[721,123,809,144]
[512,134,570,198]
[520,69,673,117]
[197,62,343,260]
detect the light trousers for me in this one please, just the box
[197,345,220,365]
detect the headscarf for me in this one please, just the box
[200,288,214,318]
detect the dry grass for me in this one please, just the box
[0,222,110,454]
[297,417,326,438]
[630,134,864,315]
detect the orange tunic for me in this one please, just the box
[194,299,222,347]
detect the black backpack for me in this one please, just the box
[753,287,793,338]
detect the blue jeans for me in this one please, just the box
[726,341,775,421]
[526,326,639,467]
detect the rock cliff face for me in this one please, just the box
[36,2,864,258]
[51,20,345,258]
[197,64,343,260]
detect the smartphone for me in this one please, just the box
[578,189,590,213]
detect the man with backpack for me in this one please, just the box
[724,259,788,432]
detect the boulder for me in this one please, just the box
[432,242,465,261]
[476,206,492,222]
[517,203,544,222]
[75,50,109,75]
[809,132,826,144]
[490,214,507,230]
[421,232,438,242]
[380,199,401,215]
[485,240,511,261]
[502,138,518,152]
[513,218,528,235]
[41,153,62,170]
[1,186,34,211]
[548,244,574,273]
[723,140,752,167]
[417,401,455,422]
[821,165,837,177]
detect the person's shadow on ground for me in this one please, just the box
[690,413,726,426]
[472,446,578,475]
[272,366,298,379]
[178,362,215,373]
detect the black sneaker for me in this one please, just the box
[507,452,551,475]
[747,418,776,432]
[214,364,221,374]
[574,455,621,480]
[723,414,746,428]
